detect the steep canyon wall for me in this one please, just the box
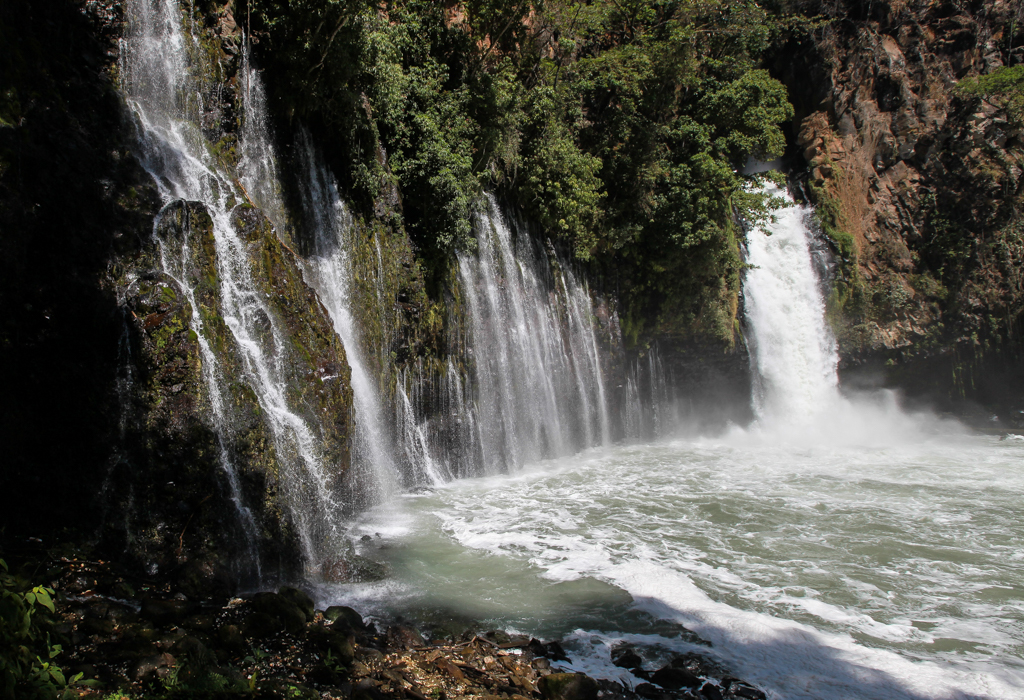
[775,0,1024,419]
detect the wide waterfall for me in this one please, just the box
[458,198,611,474]
[332,181,1023,700]
[742,183,840,425]
[123,0,345,570]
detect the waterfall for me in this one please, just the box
[743,183,839,424]
[238,36,287,238]
[120,2,622,568]
[457,197,611,473]
[294,134,410,503]
[621,345,673,441]
[122,0,345,570]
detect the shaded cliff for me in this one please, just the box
[0,0,359,584]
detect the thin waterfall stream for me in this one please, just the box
[295,133,406,504]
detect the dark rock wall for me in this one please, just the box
[0,1,155,535]
[0,1,357,583]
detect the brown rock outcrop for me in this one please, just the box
[775,0,1024,413]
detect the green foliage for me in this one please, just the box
[809,183,856,263]
[248,0,800,339]
[519,85,605,259]
[0,559,94,700]
[920,191,975,285]
[955,66,1024,120]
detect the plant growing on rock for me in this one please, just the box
[0,559,96,700]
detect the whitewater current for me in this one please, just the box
[320,425,1024,700]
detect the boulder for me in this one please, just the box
[308,625,356,665]
[722,678,767,700]
[140,598,192,627]
[701,682,725,700]
[132,652,176,682]
[324,604,367,631]
[528,638,569,661]
[279,585,316,621]
[387,624,424,649]
[242,611,284,638]
[252,591,307,634]
[633,684,667,699]
[538,672,599,700]
[610,645,643,670]
[651,664,700,690]
[217,623,247,654]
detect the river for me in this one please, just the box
[321,421,1024,700]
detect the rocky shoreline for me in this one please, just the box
[3,543,767,700]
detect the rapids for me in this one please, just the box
[320,428,1024,700]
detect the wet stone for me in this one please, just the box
[652,664,702,690]
[611,645,644,670]
[721,679,766,700]
[279,585,316,620]
[325,604,368,633]
[132,651,176,682]
[539,672,600,700]
[252,591,307,633]
[140,597,192,627]
[388,624,425,649]
[243,610,284,638]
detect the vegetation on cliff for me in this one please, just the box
[246,0,801,345]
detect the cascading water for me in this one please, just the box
[742,183,840,425]
[621,345,673,442]
[123,0,345,570]
[238,36,287,237]
[457,197,611,473]
[294,134,409,503]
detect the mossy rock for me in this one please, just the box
[252,591,307,634]
[278,585,316,621]
[538,673,598,700]
[324,605,366,631]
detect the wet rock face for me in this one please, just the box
[539,672,599,700]
[233,205,353,476]
[775,0,1024,412]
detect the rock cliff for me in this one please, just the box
[775,0,1024,418]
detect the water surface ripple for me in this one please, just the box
[329,428,1024,700]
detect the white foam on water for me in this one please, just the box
[344,433,1024,700]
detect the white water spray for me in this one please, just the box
[743,183,840,425]
[458,197,611,473]
[295,134,408,504]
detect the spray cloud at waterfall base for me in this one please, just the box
[738,182,964,447]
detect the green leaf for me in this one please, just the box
[34,588,54,613]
